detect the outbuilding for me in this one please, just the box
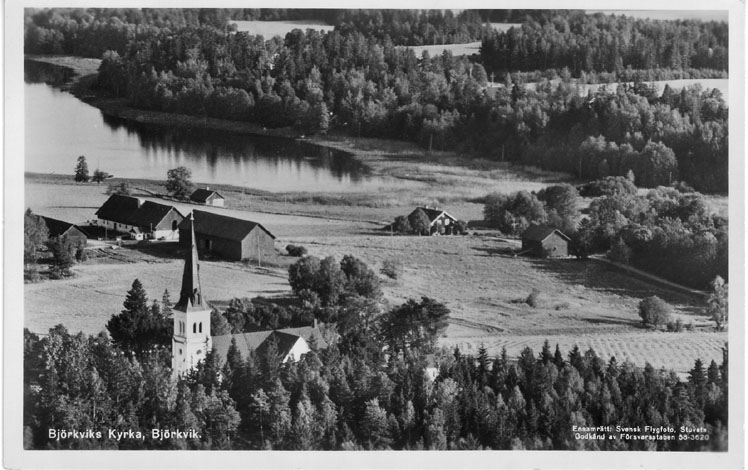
[179,210,276,261]
[521,224,570,258]
[189,188,226,207]
[40,216,88,247]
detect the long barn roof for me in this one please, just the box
[179,210,276,242]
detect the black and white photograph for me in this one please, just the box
[4,0,745,468]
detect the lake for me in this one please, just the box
[24,60,391,192]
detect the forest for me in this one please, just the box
[25,8,729,193]
[24,326,728,451]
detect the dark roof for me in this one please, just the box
[40,216,87,238]
[211,326,327,361]
[255,331,302,359]
[521,224,571,242]
[174,215,208,313]
[95,194,142,225]
[131,201,181,227]
[411,207,458,223]
[95,195,183,228]
[179,210,276,241]
[190,188,225,203]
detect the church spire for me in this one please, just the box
[175,213,206,311]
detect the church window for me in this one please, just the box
[193,323,196,333]
[179,349,182,355]
[199,322,202,333]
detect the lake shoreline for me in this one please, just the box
[25,55,574,192]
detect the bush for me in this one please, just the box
[638,296,673,327]
[666,318,684,332]
[286,244,308,257]
[525,289,542,308]
[75,247,88,262]
[380,259,403,280]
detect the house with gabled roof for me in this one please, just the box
[95,194,184,240]
[190,188,225,207]
[407,206,461,235]
[39,215,88,247]
[521,224,570,258]
[178,209,276,261]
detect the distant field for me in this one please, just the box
[585,10,728,22]
[400,41,482,57]
[229,20,334,37]
[490,23,522,32]
[489,78,729,100]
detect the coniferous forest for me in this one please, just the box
[25,8,729,192]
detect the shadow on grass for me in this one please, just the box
[471,246,519,257]
[582,315,644,328]
[525,258,701,306]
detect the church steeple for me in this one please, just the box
[175,213,207,311]
[172,212,212,376]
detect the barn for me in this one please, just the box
[189,188,225,207]
[179,210,276,261]
[40,216,88,247]
[521,224,570,258]
[95,194,184,240]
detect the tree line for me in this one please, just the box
[480,12,728,77]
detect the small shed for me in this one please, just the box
[190,188,225,207]
[521,224,570,258]
[40,216,88,247]
[179,210,276,261]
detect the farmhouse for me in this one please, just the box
[40,216,88,247]
[178,209,276,261]
[189,188,225,207]
[409,207,461,235]
[172,215,324,376]
[95,194,184,240]
[521,224,570,258]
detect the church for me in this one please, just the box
[171,214,326,376]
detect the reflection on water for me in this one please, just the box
[25,60,388,191]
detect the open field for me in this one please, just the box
[282,234,724,373]
[490,23,522,32]
[229,20,334,37]
[25,255,293,336]
[489,78,729,100]
[585,10,728,22]
[400,41,481,57]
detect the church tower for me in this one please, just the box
[172,213,212,376]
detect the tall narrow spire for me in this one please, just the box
[175,213,206,311]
